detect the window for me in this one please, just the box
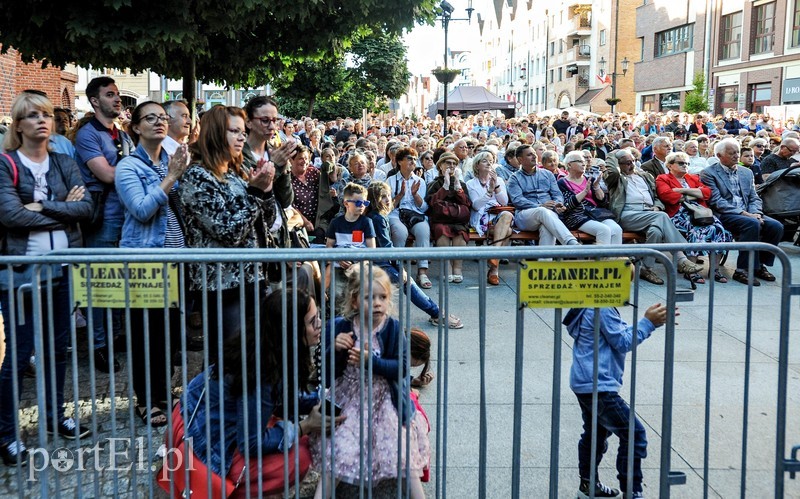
[793,0,800,47]
[748,82,771,113]
[600,30,606,46]
[720,12,742,60]
[641,95,656,113]
[717,86,738,112]
[655,24,693,57]
[550,41,555,56]
[558,67,563,81]
[752,1,775,54]
[559,40,565,54]
[550,69,554,83]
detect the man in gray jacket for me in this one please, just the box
[507,145,579,247]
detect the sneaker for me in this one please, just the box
[47,417,92,440]
[94,348,120,373]
[623,492,643,499]
[577,478,621,498]
[0,440,28,466]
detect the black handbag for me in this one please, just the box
[682,200,714,226]
[584,204,616,222]
[398,208,425,230]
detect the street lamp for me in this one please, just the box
[433,0,474,135]
[598,56,629,113]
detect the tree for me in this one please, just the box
[684,73,710,114]
[0,0,437,116]
[272,32,412,118]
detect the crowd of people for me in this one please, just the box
[0,76,796,495]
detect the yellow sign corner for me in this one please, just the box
[519,259,631,308]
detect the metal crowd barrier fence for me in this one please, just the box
[0,243,796,498]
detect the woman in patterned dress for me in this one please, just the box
[656,151,733,284]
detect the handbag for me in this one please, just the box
[429,200,470,225]
[682,199,714,226]
[584,204,616,222]
[398,208,425,230]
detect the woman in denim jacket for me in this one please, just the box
[115,101,190,427]
[168,290,340,495]
[0,92,93,464]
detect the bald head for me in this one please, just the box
[779,137,800,159]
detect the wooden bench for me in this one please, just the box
[407,229,645,246]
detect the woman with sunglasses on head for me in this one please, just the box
[116,101,191,427]
[178,106,277,355]
[655,151,733,284]
[0,92,93,463]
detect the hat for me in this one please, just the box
[436,152,459,169]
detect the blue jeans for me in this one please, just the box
[84,214,123,350]
[0,268,71,443]
[381,264,439,318]
[576,392,647,493]
[717,212,783,270]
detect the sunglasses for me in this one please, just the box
[344,199,370,208]
[671,161,689,166]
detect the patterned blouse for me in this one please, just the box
[178,164,277,291]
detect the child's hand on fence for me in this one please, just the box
[644,302,675,328]
[335,332,355,352]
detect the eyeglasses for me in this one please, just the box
[671,161,689,166]
[252,116,279,126]
[569,160,586,165]
[443,160,458,166]
[142,114,169,124]
[404,156,418,162]
[24,112,53,121]
[753,144,765,148]
[227,128,247,138]
[344,199,370,208]
[617,160,633,165]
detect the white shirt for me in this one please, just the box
[161,135,182,156]
[17,152,68,255]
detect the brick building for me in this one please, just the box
[0,46,78,116]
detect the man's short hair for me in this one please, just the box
[163,100,189,117]
[515,144,531,158]
[85,77,116,102]
[244,95,278,119]
[714,139,740,156]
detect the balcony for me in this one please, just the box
[568,44,591,61]
[566,14,592,37]
[577,75,589,88]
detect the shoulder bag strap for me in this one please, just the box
[1,153,19,187]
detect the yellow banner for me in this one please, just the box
[71,263,179,309]
[519,259,631,308]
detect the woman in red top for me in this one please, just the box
[655,151,733,284]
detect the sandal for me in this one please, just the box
[428,314,464,330]
[418,274,432,289]
[452,274,463,284]
[713,270,728,283]
[136,406,168,428]
[684,272,705,284]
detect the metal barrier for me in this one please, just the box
[0,243,797,498]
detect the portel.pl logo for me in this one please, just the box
[26,438,195,481]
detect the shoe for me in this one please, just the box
[418,274,432,289]
[754,266,776,282]
[684,272,705,284]
[447,274,455,283]
[713,270,728,283]
[676,259,701,274]
[94,348,120,373]
[0,440,28,466]
[487,271,500,286]
[452,274,463,284]
[639,268,664,285]
[623,492,644,499]
[732,270,760,286]
[136,406,168,428]
[499,258,510,265]
[577,478,621,498]
[428,314,464,329]
[48,417,91,440]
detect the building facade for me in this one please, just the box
[0,47,78,116]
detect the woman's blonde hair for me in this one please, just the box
[3,92,54,152]
[340,262,395,320]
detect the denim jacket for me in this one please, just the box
[326,317,414,424]
[116,145,180,248]
[183,367,319,476]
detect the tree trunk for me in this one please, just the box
[306,96,315,118]
[182,57,197,124]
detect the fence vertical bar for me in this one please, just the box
[548,306,563,499]
[511,262,525,499]
[658,258,678,498]
[478,259,488,499]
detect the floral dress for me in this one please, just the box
[670,177,733,255]
[310,319,429,485]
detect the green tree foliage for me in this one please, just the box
[272,32,411,118]
[0,0,436,113]
[684,73,710,114]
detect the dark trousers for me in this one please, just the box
[0,268,70,442]
[576,392,647,494]
[717,213,783,270]
[129,307,183,409]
